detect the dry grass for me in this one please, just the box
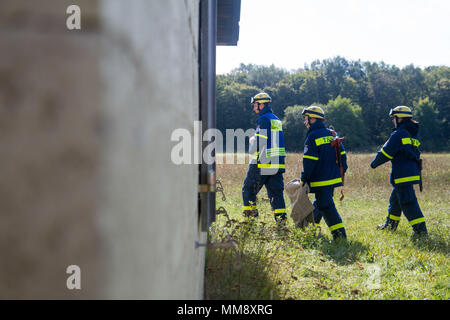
[205,153,450,300]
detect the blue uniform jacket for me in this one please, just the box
[301,121,348,192]
[370,121,421,186]
[254,107,286,174]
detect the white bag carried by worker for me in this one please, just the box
[285,179,315,228]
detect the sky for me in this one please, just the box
[216,0,450,74]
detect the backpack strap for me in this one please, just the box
[329,128,346,200]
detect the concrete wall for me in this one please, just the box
[0,0,205,299]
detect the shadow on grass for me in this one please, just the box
[204,246,282,300]
[394,225,449,254]
[412,232,450,255]
[291,226,370,266]
[204,218,287,300]
[318,239,370,266]
[204,220,372,299]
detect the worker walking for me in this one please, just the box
[300,106,348,240]
[242,92,287,223]
[370,106,427,238]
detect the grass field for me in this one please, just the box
[205,153,450,300]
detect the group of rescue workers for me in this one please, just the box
[242,92,428,241]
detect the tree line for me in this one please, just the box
[216,57,449,152]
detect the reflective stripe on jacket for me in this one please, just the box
[301,121,348,191]
[370,121,421,186]
[253,107,286,174]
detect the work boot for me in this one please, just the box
[411,222,428,240]
[275,215,288,233]
[274,212,287,223]
[331,228,347,241]
[274,213,287,229]
[411,231,428,241]
[243,209,259,218]
[376,217,399,231]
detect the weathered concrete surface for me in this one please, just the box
[98,0,205,299]
[0,0,205,299]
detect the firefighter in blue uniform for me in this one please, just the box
[242,92,287,223]
[301,106,348,240]
[370,106,427,238]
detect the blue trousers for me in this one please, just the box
[313,187,347,238]
[242,164,286,220]
[387,185,427,233]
